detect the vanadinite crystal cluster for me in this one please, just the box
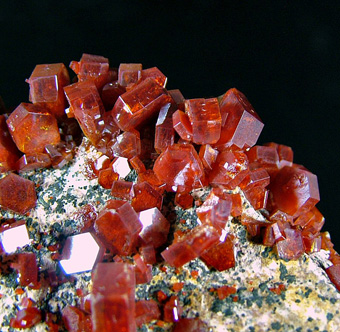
[0,54,340,331]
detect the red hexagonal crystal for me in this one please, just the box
[11,252,38,287]
[0,115,21,172]
[118,63,142,87]
[155,103,176,153]
[131,181,163,212]
[214,88,264,150]
[275,228,305,260]
[209,150,249,189]
[10,307,42,329]
[112,78,172,131]
[153,143,205,192]
[199,144,219,171]
[6,103,60,154]
[200,232,235,271]
[64,81,105,144]
[27,63,70,119]
[62,306,92,332]
[185,98,221,144]
[133,253,152,284]
[196,188,232,231]
[172,109,193,141]
[269,165,320,218]
[135,299,161,327]
[0,173,36,214]
[138,207,170,248]
[163,296,183,322]
[91,262,136,332]
[110,130,141,159]
[17,153,51,172]
[141,67,167,87]
[111,180,134,200]
[94,201,142,255]
[70,53,110,90]
[161,224,220,267]
[173,318,209,332]
[325,264,340,292]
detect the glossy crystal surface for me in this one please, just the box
[27,63,70,119]
[6,103,60,154]
[59,232,104,274]
[0,173,36,214]
[112,78,172,131]
[91,262,136,332]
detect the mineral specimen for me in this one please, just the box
[0,54,339,332]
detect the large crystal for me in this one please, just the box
[91,262,136,332]
[59,232,104,274]
[94,201,142,255]
[112,78,172,131]
[270,165,320,218]
[0,115,21,172]
[153,143,205,192]
[6,103,60,154]
[27,63,70,119]
[185,98,221,144]
[64,81,105,144]
[0,173,36,214]
[214,88,264,150]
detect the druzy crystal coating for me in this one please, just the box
[0,54,337,331]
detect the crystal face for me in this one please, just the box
[91,262,136,332]
[0,173,37,214]
[0,220,30,253]
[6,103,60,154]
[59,232,104,274]
[27,63,70,119]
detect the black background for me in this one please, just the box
[1,1,340,250]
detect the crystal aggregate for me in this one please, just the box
[0,53,339,331]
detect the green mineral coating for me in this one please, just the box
[279,263,288,280]
[296,327,302,332]
[211,298,224,313]
[307,317,313,322]
[271,321,282,330]
[326,313,333,321]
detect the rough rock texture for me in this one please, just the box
[0,138,339,332]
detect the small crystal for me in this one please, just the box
[135,299,160,327]
[17,153,51,172]
[118,63,142,87]
[173,318,209,332]
[163,296,183,322]
[131,181,163,212]
[0,173,37,214]
[94,202,142,255]
[153,143,205,192]
[0,220,30,253]
[111,156,131,178]
[111,130,141,159]
[172,110,193,141]
[275,228,305,260]
[12,252,38,287]
[155,103,176,153]
[270,165,320,218]
[133,253,152,284]
[10,307,42,329]
[59,232,104,274]
[141,67,167,87]
[161,224,220,267]
[62,306,92,332]
[111,180,134,200]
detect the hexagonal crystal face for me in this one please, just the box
[0,222,30,253]
[59,232,103,274]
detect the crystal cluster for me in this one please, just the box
[0,53,339,331]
